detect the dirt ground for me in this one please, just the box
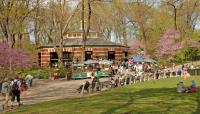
[0,77,110,112]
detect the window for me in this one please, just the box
[50,52,58,67]
[85,51,93,61]
[68,33,72,37]
[108,51,115,60]
[77,33,81,37]
[63,52,73,68]
[72,33,76,37]
[63,52,73,62]
[38,52,41,67]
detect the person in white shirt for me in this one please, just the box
[190,64,194,70]
[1,79,11,110]
[25,74,33,87]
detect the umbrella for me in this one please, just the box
[128,58,133,62]
[99,60,113,65]
[84,60,99,64]
[132,56,143,62]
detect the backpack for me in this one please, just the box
[12,81,19,91]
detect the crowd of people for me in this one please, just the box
[78,60,198,94]
[77,60,155,93]
[1,74,33,110]
[1,60,198,110]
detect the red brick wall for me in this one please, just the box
[41,48,50,67]
[40,47,130,67]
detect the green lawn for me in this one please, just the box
[6,76,200,114]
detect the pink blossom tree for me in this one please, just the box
[0,42,31,74]
[129,40,144,52]
[155,29,184,57]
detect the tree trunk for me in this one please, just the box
[174,8,177,30]
[34,22,40,48]
[34,0,40,48]
[11,34,15,48]
[58,35,64,68]
[81,0,86,62]
[81,0,91,62]
[122,30,127,46]
[19,33,22,48]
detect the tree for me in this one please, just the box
[40,0,80,67]
[129,39,144,52]
[127,1,155,53]
[81,0,92,62]
[155,29,183,57]
[0,0,37,48]
[0,42,31,79]
[164,0,181,30]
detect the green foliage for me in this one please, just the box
[20,68,50,79]
[172,54,184,64]
[20,67,72,79]
[6,76,200,114]
[196,65,200,69]
[58,67,71,78]
[184,48,200,61]
[171,48,200,64]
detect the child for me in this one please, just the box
[189,80,197,93]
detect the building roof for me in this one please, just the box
[40,38,128,48]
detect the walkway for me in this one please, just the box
[0,77,109,112]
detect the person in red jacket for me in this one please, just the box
[190,80,197,93]
[54,64,59,80]
[186,80,197,93]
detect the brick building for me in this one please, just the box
[39,31,130,67]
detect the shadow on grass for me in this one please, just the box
[6,87,200,114]
[101,87,200,114]
[193,92,200,114]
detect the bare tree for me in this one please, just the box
[40,0,80,67]
[81,0,92,62]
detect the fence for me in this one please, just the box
[79,70,186,95]
[188,69,200,76]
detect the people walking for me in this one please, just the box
[10,76,22,108]
[25,74,33,88]
[1,78,11,110]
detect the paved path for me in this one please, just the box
[0,77,110,113]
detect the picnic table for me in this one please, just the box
[96,71,110,78]
[72,72,87,79]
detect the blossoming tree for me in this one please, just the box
[0,42,31,79]
[155,29,184,57]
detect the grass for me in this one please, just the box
[5,76,200,114]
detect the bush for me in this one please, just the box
[184,48,200,61]
[196,65,200,69]
[20,67,72,79]
[20,68,50,79]
[58,67,72,78]
[172,55,184,64]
